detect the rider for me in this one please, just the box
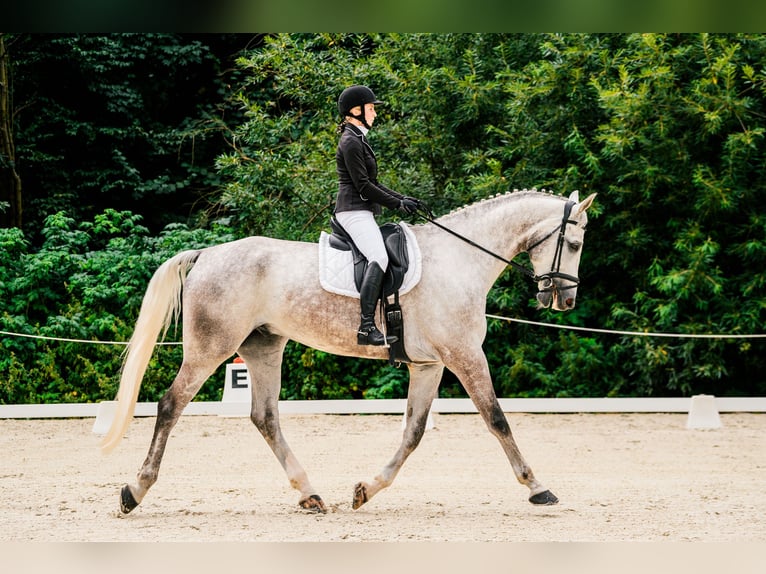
[334,85,421,346]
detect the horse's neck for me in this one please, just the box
[438,192,563,263]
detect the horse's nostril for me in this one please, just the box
[565,297,574,307]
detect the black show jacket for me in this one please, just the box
[334,124,404,215]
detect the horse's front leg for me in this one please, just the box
[353,362,444,509]
[238,334,326,513]
[448,349,558,506]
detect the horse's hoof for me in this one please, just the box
[120,484,139,514]
[529,490,559,505]
[299,494,327,514]
[352,482,368,510]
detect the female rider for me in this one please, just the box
[334,85,421,346]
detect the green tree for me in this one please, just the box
[486,33,766,396]
[0,35,23,228]
[5,33,251,236]
[0,209,236,404]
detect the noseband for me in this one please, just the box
[416,199,582,293]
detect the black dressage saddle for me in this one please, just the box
[328,216,410,298]
[328,216,411,364]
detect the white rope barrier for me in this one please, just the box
[2,315,766,346]
[0,329,181,346]
[485,315,766,339]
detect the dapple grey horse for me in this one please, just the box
[102,189,597,514]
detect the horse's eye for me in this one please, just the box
[568,240,582,252]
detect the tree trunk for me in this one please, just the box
[0,35,23,228]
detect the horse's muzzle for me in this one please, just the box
[536,278,577,311]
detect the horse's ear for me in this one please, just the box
[568,190,580,203]
[575,193,597,216]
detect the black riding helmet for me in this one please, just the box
[338,85,383,129]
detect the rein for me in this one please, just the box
[415,200,581,288]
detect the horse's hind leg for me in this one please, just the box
[448,349,558,506]
[120,357,221,514]
[237,332,326,513]
[352,363,443,509]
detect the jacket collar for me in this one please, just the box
[346,123,369,137]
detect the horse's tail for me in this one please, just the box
[100,249,201,454]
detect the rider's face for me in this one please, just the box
[349,103,377,127]
[363,103,377,126]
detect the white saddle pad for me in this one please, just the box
[318,222,422,299]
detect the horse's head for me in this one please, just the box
[526,190,597,311]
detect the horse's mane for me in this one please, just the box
[437,188,565,222]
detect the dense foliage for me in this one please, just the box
[1,33,251,232]
[0,210,236,403]
[2,33,765,405]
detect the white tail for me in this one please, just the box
[100,250,200,454]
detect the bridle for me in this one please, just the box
[524,199,581,295]
[416,199,582,294]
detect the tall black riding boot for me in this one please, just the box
[357,261,398,346]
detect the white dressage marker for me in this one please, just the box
[686,394,722,429]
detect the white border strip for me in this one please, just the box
[0,397,765,419]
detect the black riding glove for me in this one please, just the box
[399,197,420,215]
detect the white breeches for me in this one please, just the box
[334,210,389,270]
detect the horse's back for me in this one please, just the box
[191,235,316,279]
[181,235,317,322]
